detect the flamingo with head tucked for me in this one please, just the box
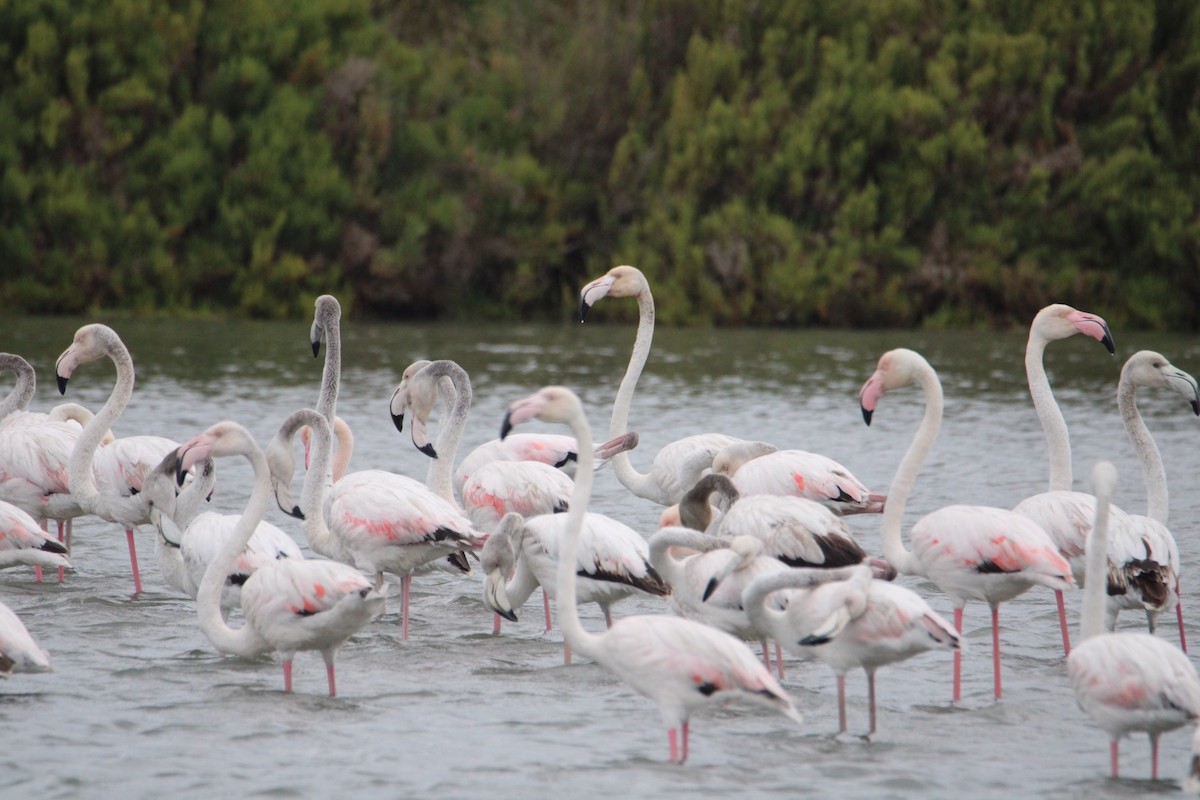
[0,599,52,677]
[501,385,803,764]
[860,347,1075,703]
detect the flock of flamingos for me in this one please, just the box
[2,265,1200,786]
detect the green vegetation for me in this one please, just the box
[1,0,1197,328]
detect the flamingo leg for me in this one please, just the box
[543,588,552,632]
[1110,739,1119,778]
[126,528,143,595]
[603,606,613,629]
[324,654,337,698]
[57,519,66,583]
[401,574,411,640]
[867,669,878,736]
[492,612,502,635]
[953,606,964,703]
[681,721,689,764]
[668,728,679,764]
[283,660,294,693]
[775,641,785,680]
[1055,589,1071,655]
[991,605,1002,701]
[35,519,45,583]
[1150,732,1159,781]
[563,641,572,666]
[836,674,847,734]
[760,638,771,672]
[1177,579,1187,653]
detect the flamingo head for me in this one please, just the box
[55,323,121,395]
[1033,304,1115,354]
[710,441,776,476]
[1121,350,1200,415]
[388,359,432,435]
[859,348,930,425]
[501,386,582,439]
[578,265,648,322]
[311,295,341,357]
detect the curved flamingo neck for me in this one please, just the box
[496,522,539,608]
[331,417,354,483]
[557,404,604,661]
[743,567,864,640]
[1117,378,1168,524]
[315,306,341,426]
[197,437,272,657]
[647,528,721,589]
[0,354,35,422]
[69,339,135,513]
[424,364,471,503]
[1025,331,1072,492]
[293,411,343,561]
[607,288,657,496]
[880,363,941,577]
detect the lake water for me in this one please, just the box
[2,314,1199,799]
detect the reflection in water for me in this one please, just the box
[0,314,1198,798]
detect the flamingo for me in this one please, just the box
[482,511,670,660]
[178,416,385,696]
[860,347,1075,703]
[660,473,741,532]
[0,599,52,676]
[501,385,803,764]
[738,565,960,735]
[711,440,885,515]
[55,323,188,595]
[1111,350,1196,645]
[0,500,72,575]
[579,265,745,505]
[1067,461,1200,781]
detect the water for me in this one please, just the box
[2,315,1199,799]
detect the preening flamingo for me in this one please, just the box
[711,441,885,516]
[662,473,741,532]
[501,385,802,764]
[179,417,384,696]
[860,348,1075,703]
[482,511,670,660]
[0,500,71,575]
[580,265,744,505]
[1067,461,1200,781]
[0,599,52,676]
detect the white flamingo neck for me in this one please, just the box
[880,364,941,576]
[647,528,720,588]
[297,412,342,560]
[69,340,136,512]
[316,314,341,426]
[607,289,656,494]
[0,355,35,420]
[1117,379,1168,523]
[427,368,471,504]
[1025,333,1072,492]
[197,438,272,657]
[1079,482,1113,642]
[556,405,603,661]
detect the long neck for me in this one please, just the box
[316,317,341,426]
[743,566,867,641]
[427,369,471,502]
[607,289,656,494]
[647,528,722,588]
[1118,378,1168,523]
[331,418,354,483]
[557,407,603,659]
[173,460,215,527]
[69,343,136,512]
[300,412,341,560]
[0,355,35,421]
[880,366,941,576]
[1026,333,1072,491]
[197,443,272,657]
[1079,486,1112,641]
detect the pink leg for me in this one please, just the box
[65,518,73,550]
[681,721,689,764]
[57,520,66,583]
[126,528,143,595]
[326,662,337,698]
[283,660,293,693]
[493,612,502,635]
[543,588,552,632]
[991,605,1002,701]
[563,641,572,666]
[401,575,411,640]
[603,607,613,629]
[867,670,877,735]
[760,639,771,672]
[836,674,848,734]
[953,606,964,703]
[775,641,785,680]
[1055,590,1071,655]
[1177,580,1187,653]
[1110,740,1119,778]
[34,566,43,583]
[1150,732,1159,781]
[668,728,679,764]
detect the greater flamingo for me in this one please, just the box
[664,473,740,532]
[579,265,744,505]
[860,348,1075,702]
[179,417,385,696]
[1067,461,1200,781]
[711,440,885,515]
[501,385,803,764]
[482,511,670,661]
[0,599,52,676]
[0,501,72,575]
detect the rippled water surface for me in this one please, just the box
[3,315,1200,799]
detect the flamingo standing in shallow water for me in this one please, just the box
[860,348,1075,703]
[179,416,384,696]
[501,385,803,764]
[1067,461,1200,781]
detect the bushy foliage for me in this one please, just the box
[1,0,1196,328]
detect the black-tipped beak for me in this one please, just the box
[175,456,189,486]
[578,296,590,323]
[417,442,438,458]
[392,412,404,434]
[1192,399,1199,416]
[57,374,68,395]
[277,498,304,520]
[1100,324,1115,355]
[798,633,832,647]
[701,578,719,602]
[500,413,514,440]
[311,339,321,357]
[861,406,873,426]
[498,608,518,623]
